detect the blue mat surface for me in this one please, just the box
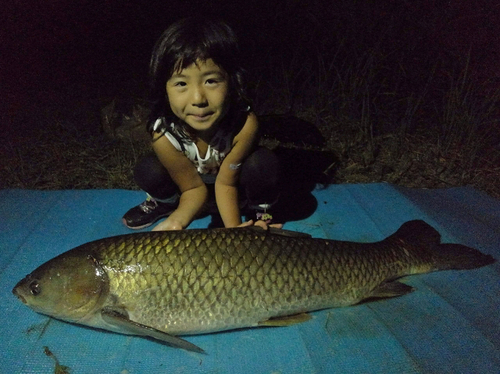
[1,184,499,373]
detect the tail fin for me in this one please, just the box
[391,220,496,271]
[431,243,496,270]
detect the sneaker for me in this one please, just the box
[256,210,273,224]
[255,210,273,224]
[252,203,274,224]
[122,196,176,229]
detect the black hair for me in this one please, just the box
[147,17,251,135]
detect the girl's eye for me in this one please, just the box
[29,281,41,296]
[174,82,187,87]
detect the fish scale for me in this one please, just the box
[13,221,495,352]
[102,230,312,333]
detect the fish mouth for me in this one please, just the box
[12,286,27,304]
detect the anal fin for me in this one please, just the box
[258,312,312,327]
[367,281,415,300]
[101,307,205,354]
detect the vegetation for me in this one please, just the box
[2,2,499,198]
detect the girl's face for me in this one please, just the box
[166,58,229,135]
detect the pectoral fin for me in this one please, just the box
[367,281,415,299]
[101,307,205,354]
[259,312,312,327]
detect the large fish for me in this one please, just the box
[13,220,495,353]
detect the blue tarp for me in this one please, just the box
[1,184,499,373]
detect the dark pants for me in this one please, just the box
[133,147,280,210]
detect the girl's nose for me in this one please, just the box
[191,86,208,107]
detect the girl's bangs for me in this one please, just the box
[172,48,214,74]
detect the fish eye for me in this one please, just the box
[29,281,41,296]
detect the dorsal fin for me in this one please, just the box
[387,220,441,247]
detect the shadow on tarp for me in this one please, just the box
[259,115,326,147]
[272,147,336,223]
[207,147,336,228]
[258,114,337,224]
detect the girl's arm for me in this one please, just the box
[215,112,260,227]
[151,134,208,231]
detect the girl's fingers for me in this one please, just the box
[237,219,283,230]
[237,220,255,228]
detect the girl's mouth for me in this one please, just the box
[190,113,213,121]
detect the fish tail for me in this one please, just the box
[391,220,496,271]
[430,243,496,270]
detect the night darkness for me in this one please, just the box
[1,1,499,141]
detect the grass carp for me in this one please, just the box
[12,220,495,353]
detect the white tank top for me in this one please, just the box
[153,118,234,183]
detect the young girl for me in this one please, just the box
[122,17,280,231]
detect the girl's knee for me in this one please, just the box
[243,147,280,175]
[133,153,176,198]
[240,147,280,200]
[134,153,162,180]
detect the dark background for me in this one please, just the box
[1,0,498,135]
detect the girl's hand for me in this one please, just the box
[152,217,184,231]
[237,219,283,230]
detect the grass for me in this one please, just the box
[1,63,498,198]
[2,3,499,199]
[1,122,146,190]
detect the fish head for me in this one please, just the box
[12,250,109,323]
